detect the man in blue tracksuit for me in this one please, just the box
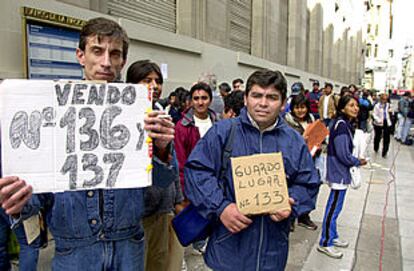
[184,69,320,271]
[0,17,177,270]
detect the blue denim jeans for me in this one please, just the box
[52,236,144,271]
[401,117,413,143]
[396,113,405,140]
[0,209,41,271]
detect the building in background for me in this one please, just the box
[401,45,414,90]
[0,0,366,94]
[363,0,398,92]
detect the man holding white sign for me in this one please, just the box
[184,69,320,270]
[0,17,176,270]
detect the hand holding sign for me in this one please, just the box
[144,111,175,150]
[220,203,252,234]
[269,197,295,222]
[0,176,33,215]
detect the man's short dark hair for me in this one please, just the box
[245,69,287,101]
[348,84,358,91]
[175,88,190,108]
[340,86,351,97]
[168,92,176,99]
[325,82,333,90]
[232,78,244,86]
[190,82,213,100]
[224,90,245,116]
[126,60,163,85]
[79,17,129,60]
[219,82,231,93]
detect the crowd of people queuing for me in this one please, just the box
[0,16,413,271]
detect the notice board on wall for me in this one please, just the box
[23,7,86,80]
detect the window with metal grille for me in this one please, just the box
[229,0,252,54]
[107,0,176,33]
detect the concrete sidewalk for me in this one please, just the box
[288,138,410,271]
[287,158,371,271]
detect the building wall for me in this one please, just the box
[287,0,308,70]
[251,0,288,65]
[0,0,364,94]
[322,24,334,79]
[307,3,323,75]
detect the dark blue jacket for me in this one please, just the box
[184,108,319,271]
[326,117,361,185]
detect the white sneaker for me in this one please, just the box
[333,238,349,248]
[191,241,207,255]
[181,259,187,271]
[317,245,343,259]
[190,247,203,256]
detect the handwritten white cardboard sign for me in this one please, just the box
[0,80,152,193]
[231,152,290,215]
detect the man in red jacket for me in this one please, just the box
[174,82,217,193]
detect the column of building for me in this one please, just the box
[287,0,308,71]
[307,2,323,75]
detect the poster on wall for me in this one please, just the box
[26,21,83,80]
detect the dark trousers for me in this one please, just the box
[374,123,390,156]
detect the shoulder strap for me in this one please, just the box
[334,119,345,131]
[219,119,237,180]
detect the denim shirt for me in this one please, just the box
[20,152,178,249]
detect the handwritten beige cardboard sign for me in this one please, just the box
[231,152,290,215]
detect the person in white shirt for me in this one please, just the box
[372,93,393,157]
[318,83,338,128]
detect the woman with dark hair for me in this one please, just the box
[284,94,319,231]
[285,94,314,134]
[126,60,185,271]
[126,60,163,105]
[168,87,189,124]
[317,95,367,259]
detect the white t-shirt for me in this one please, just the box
[323,94,332,119]
[194,115,213,138]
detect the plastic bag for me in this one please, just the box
[350,166,361,189]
